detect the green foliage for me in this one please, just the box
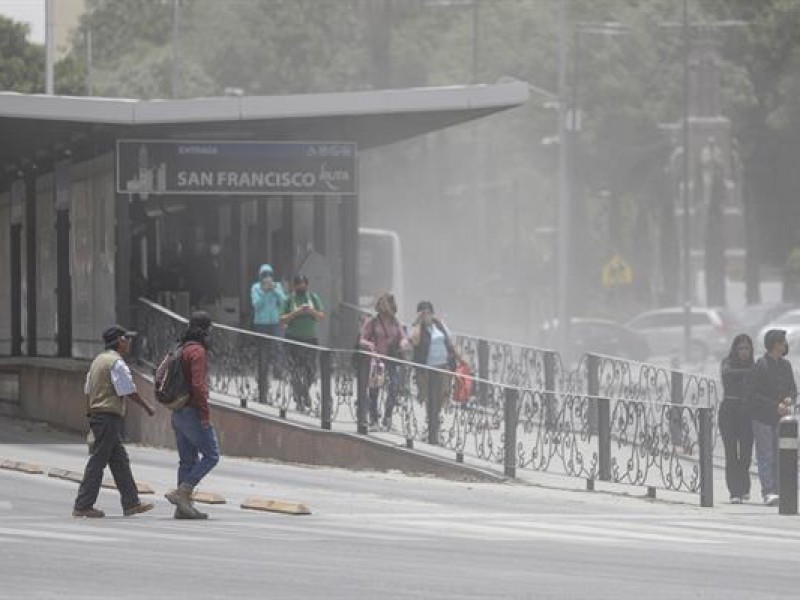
[0,15,44,92]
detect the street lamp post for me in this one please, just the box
[556,0,570,354]
[172,0,181,99]
[681,0,692,360]
[45,0,54,94]
[557,19,629,354]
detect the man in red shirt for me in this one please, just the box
[165,311,220,519]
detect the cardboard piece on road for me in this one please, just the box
[193,491,227,505]
[48,468,84,483]
[1,459,44,475]
[101,480,155,495]
[241,497,311,515]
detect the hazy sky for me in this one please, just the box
[0,0,45,43]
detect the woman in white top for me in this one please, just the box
[410,301,462,441]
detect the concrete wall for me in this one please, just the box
[0,358,500,483]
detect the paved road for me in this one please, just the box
[1,418,799,599]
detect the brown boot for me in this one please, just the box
[173,504,209,520]
[123,502,155,517]
[72,507,105,518]
[165,482,195,512]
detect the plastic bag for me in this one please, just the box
[369,358,386,390]
[452,362,473,403]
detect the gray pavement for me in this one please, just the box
[1,417,800,599]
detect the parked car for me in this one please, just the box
[755,308,800,350]
[736,302,796,344]
[539,317,651,362]
[626,307,739,362]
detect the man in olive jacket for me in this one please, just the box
[746,329,797,506]
[73,325,156,518]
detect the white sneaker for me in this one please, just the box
[730,496,742,505]
[742,494,751,502]
[765,494,780,506]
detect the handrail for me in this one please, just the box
[135,297,718,505]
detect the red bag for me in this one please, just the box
[453,362,473,403]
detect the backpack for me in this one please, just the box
[154,343,190,411]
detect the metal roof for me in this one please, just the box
[0,81,529,174]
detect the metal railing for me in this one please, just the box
[136,298,715,506]
[339,302,722,409]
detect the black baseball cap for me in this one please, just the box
[102,325,137,345]
[293,274,308,285]
[416,300,434,313]
[189,311,213,331]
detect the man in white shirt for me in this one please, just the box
[73,325,156,518]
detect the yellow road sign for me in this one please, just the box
[602,254,633,288]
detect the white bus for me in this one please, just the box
[358,227,404,317]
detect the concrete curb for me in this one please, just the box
[47,467,83,483]
[47,467,154,494]
[0,459,44,475]
[193,491,226,505]
[241,497,311,515]
[101,480,155,495]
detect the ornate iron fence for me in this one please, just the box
[135,299,715,505]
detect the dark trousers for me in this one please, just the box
[368,362,401,425]
[416,366,452,445]
[74,413,140,511]
[718,399,753,498]
[254,323,284,402]
[286,335,318,409]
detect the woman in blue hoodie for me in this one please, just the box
[250,264,286,335]
[250,264,286,399]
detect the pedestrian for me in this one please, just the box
[73,325,156,518]
[359,292,410,429]
[410,301,462,439]
[250,263,287,401]
[250,264,286,337]
[746,329,797,506]
[165,311,220,520]
[719,334,755,504]
[280,275,325,411]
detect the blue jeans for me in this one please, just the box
[171,406,220,487]
[752,419,778,497]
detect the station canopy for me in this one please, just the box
[0,81,528,175]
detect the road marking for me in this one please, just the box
[0,526,120,543]
[37,522,221,543]
[672,520,800,541]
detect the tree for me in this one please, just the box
[0,15,44,93]
[700,0,800,280]
[0,14,85,95]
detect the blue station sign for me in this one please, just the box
[117,140,357,196]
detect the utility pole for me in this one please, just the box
[172,0,181,98]
[45,0,54,94]
[681,0,692,359]
[556,0,570,353]
[86,28,93,96]
[471,0,479,83]
[659,8,745,359]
